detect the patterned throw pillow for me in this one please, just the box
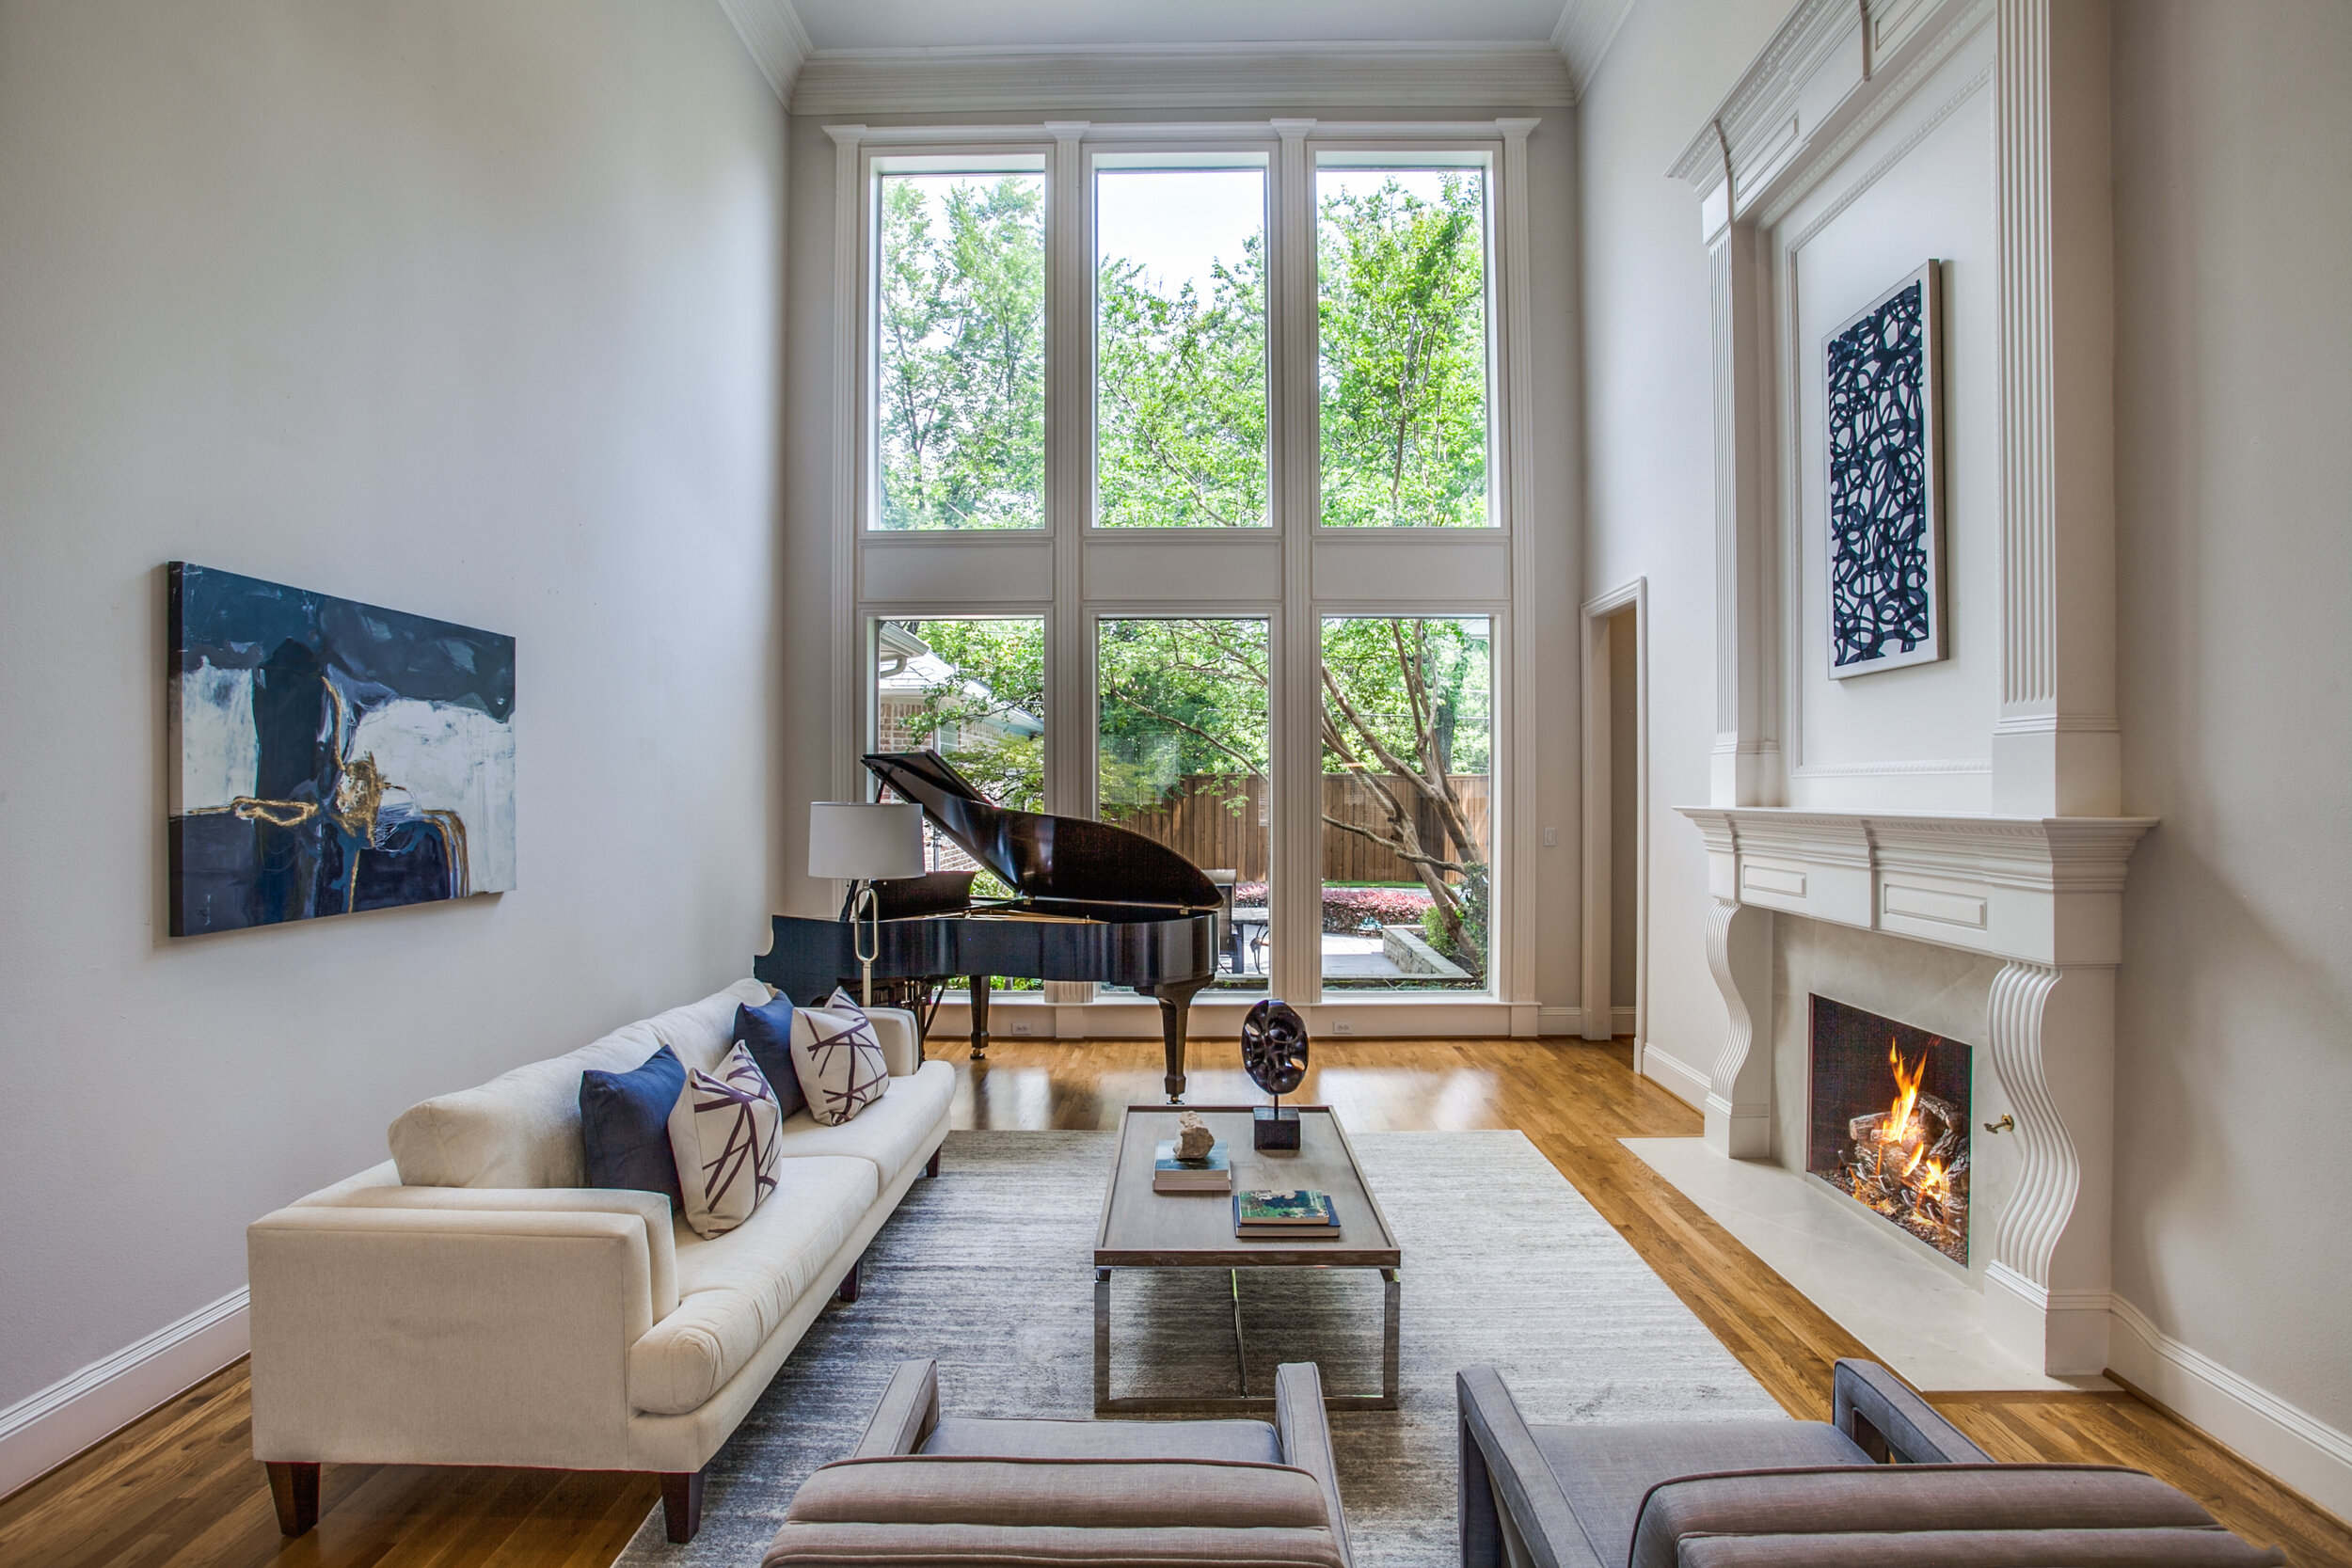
[789,990,890,1126]
[665,1041,783,1237]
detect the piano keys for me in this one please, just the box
[755,750,1224,1101]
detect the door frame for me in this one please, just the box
[1580,578,1648,1051]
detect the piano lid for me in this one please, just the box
[862,750,1222,913]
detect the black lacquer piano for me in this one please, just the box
[755,750,1223,1101]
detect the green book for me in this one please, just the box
[1234,1189,1338,1227]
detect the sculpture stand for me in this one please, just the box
[1253,1100,1300,1150]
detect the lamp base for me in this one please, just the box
[1252,1104,1301,1150]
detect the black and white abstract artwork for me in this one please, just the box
[1824,261,1943,677]
[167,563,516,936]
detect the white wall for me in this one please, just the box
[0,0,786,1461]
[1584,0,2352,1481]
[1575,0,1788,1096]
[2106,0,2352,1440]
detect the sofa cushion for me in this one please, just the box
[628,1154,879,1415]
[768,1457,1345,1568]
[668,1043,787,1238]
[922,1418,1280,1465]
[788,1456,1332,1530]
[791,995,891,1125]
[1677,1528,2288,1568]
[389,979,770,1188]
[1629,1465,2278,1568]
[1534,1418,1868,1568]
[737,993,805,1119]
[771,1060,954,1186]
[580,1044,686,1207]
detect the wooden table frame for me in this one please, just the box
[1092,1105,1401,1414]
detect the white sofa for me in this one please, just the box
[247,979,952,1543]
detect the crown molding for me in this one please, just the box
[788,41,1573,117]
[716,0,811,104]
[1550,0,1636,99]
[1667,0,1990,232]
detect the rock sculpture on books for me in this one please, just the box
[1176,1110,1216,1163]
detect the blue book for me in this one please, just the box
[1154,1140,1232,1191]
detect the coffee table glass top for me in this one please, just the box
[1096,1105,1400,1270]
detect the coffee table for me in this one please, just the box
[1094,1104,1401,1413]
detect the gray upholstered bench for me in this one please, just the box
[1458,1357,2285,1568]
[767,1357,1352,1568]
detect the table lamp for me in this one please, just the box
[808,801,926,1006]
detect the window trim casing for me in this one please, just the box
[828,118,1541,1015]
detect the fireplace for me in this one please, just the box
[1808,995,1971,1264]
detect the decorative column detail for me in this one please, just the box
[1043,123,1093,1013]
[1683,134,1775,809]
[1701,895,1773,1158]
[1992,0,2119,815]
[1983,958,2117,1374]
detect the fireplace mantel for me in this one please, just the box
[1676,808,2154,968]
[1675,805,2155,1375]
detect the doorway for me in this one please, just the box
[1581,582,1645,1046]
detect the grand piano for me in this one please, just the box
[755,751,1224,1101]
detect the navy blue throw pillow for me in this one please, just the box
[580,1044,686,1207]
[735,994,804,1119]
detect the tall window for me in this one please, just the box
[1099,619,1271,990]
[1094,164,1269,528]
[1320,616,1491,989]
[875,166,1047,530]
[1317,163,1492,529]
[852,125,1525,1007]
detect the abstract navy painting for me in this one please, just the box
[1824,261,1943,677]
[167,563,516,936]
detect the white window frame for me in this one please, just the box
[827,119,1540,1023]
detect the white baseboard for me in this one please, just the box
[1536,1006,1583,1035]
[0,1289,249,1500]
[1638,1039,1710,1109]
[2107,1294,2352,1525]
[1612,1006,1636,1033]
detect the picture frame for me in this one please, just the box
[1822,259,1944,678]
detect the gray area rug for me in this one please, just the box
[618,1129,1781,1568]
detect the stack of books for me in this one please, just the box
[1153,1139,1232,1194]
[1233,1188,1341,1240]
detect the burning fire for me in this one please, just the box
[1832,1039,1969,1263]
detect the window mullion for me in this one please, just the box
[1269,120,1322,1007]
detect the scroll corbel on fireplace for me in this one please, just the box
[1675,807,2152,1375]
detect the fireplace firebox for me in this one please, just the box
[1808,995,1971,1264]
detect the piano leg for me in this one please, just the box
[1148,978,1208,1103]
[967,974,991,1061]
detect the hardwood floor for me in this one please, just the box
[3,1037,2344,1567]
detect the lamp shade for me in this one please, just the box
[807,801,926,880]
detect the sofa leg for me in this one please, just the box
[266,1461,320,1537]
[661,1467,705,1543]
[836,1254,863,1303]
[926,1145,942,1179]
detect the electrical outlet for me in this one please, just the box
[1544,826,1559,847]
[1332,1020,1354,1035]
[1009,1018,1036,1035]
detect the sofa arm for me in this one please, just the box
[865,1007,921,1077]
[247,1202,658,1471]
[1276,1362,1353,1568]
[1833,1359,1991,1464]
[325,1184,678,1319]
[1458,1368,1604,1568]
[852,1359,942,1457]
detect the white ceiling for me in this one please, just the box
[788,0,1572,53]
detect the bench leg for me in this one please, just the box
[661,1467,705,1543]
[926,1145,942,1179]
[836,1253,863,1303]
[266,1461,319,1537]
